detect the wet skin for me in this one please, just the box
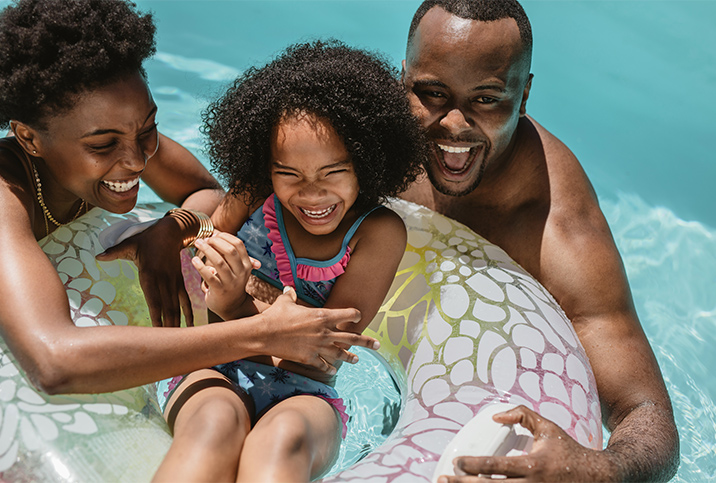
[402,10,532,198]
[401,7,679,482]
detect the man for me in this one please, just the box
[400,0,679,481]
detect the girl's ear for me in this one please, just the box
[9,120,42,156]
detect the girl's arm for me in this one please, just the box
[321,207,407,333]
[250,207,407,380]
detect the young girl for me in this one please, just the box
[153,40,428,482]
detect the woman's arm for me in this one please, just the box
[96,133,225,327]
[0,174,376,395]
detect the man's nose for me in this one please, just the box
[439,108,472,136]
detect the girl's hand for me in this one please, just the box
[192,233,260,320]
[96,216,191,327]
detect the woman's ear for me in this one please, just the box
[9,120,41,156]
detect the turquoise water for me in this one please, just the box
[3,0,713,480]
[130,2,712,480]
[127,1,716,480]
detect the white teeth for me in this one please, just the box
[301,205,336,219]
[102,177,140,193]
[438,144,471,154]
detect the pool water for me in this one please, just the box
[132,1,716,480]
[3,0,713,480]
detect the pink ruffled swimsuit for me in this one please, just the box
[223,194,380,436]
[237,194,378,307]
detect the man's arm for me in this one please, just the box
[541,206,679,481]
[443,199,679,482]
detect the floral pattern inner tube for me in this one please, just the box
[0,200,601,482]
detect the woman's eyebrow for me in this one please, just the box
[80,105,158,138]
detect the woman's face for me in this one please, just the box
[32,71,159,214]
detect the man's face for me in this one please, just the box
[403,7,532,196]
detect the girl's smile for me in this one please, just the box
[270,113,360,237]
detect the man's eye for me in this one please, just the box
[474,96,497,104]
[327,169,348,176]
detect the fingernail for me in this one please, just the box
[372,340,381,350]
[350,355,359,364]
[328,366,337,375]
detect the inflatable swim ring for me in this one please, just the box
[0,199,602,481]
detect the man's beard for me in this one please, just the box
[424,156,486,197]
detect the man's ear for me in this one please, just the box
[401,59,407,85]
[519,74,534,117]
[9,120,41,156]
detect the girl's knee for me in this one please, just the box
[174,392,251,446]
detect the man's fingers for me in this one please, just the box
[492,405,545,437]
[454,455,532,479]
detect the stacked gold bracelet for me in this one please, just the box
[165,208,214,248]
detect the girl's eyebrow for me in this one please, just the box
[272,159,352,171]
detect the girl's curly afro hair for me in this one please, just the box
[203,40,428,212]
[0,0,156,129]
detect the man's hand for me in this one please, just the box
[96,217,191,327]
[257,286,380,375]
[439,405,617,482]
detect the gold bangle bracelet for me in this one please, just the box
[165,208,214,248]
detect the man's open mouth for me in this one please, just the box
[434,143,481,175]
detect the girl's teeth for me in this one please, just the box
[102,177,139,193]
[438,144,471,154]
[301,205,336,219]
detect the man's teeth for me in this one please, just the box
[438,144,471,154]
[102,177,140,193]
[301,205,336,219]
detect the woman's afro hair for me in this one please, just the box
[203,39,428,211]
[0,0,156,128]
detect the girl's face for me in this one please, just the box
[26,71,159,214]
[270,113,359,236]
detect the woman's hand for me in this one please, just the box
[96,216,191,327]
[191,233,260,320]
[256,286,380,375]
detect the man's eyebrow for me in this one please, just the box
[80,105,158,138]
[471,84,506,93]
[412,79,506,93]
[412,79,449,89]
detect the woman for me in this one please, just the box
[0,0,376,396]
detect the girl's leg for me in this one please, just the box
[236,395,341,483]
[153,369,254,482]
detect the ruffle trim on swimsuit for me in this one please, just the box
[296,248,351,282]
[317,395,349,439]
[263,194,352,286]
[264,195,295,288]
